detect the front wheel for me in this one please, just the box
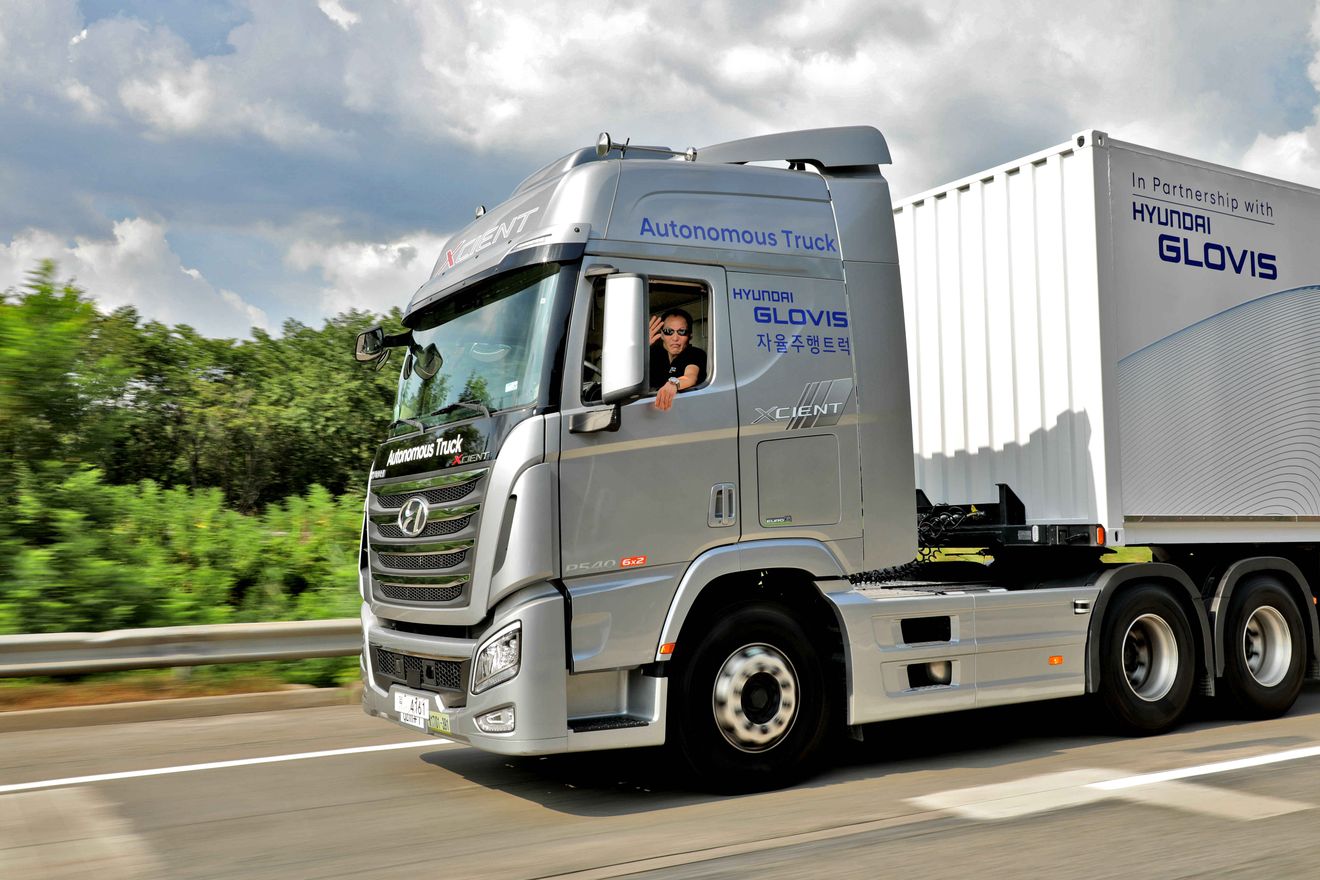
[668,604,835,792]
[1097,584,1195,734]
[1219,577,1305,718]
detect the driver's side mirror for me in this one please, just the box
[600,273,647,403]
[355,326,386,362]
[353,325,414,371]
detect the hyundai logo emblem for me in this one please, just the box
[397,497,430,537]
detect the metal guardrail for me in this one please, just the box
[0,619,360,677]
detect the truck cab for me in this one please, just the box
[357,127,1319,790]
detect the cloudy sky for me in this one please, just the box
[2,0,1319,338]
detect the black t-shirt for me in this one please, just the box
[649,342,707,390]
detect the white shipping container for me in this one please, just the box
[894,131,1320,545]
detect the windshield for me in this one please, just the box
[394,263,563,430]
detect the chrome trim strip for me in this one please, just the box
[369,504,480,525]
[373,575,470,589]
[373,469,490,495]
[368,539,473,556]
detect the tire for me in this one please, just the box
[668,603,836,792]
[1098,584,1195,734]
[1219,577,1305,718]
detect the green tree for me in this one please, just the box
[0,261,99,466]
[0,259,404,647]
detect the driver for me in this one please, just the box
[648,308,706,411]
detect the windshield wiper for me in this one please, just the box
[388,417,425,434]
[427,399,492,421]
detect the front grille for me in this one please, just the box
[377,582,464,603]
[375,514,473,539]
[377,479,478,509]
[368,466,484,606]
[372,645,467,706]
[375,549,467,571]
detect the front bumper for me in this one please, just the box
[361,583,572,755]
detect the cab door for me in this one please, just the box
[557,258,739,623]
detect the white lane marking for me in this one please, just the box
[1088,744,1320,790]
[0,739,446,795]
[1115,780,1308,820]
[909,770,1118,820]
[912,744,1320,822]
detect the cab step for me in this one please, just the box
[568,715,650,733]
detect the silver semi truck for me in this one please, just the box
[354,127,1320,789]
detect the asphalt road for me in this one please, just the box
[3,687,1320,879]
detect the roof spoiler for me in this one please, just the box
[697,125,890,169]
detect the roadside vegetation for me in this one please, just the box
[0,261,404,691]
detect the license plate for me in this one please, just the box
[428,711,452,735]
[393,691,429,730]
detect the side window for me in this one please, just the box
[581,277,711,404]
[648,280,710,395]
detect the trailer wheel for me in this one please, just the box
[1098,584,1195,734]
[668,604,834,792]
[1220,577,1305,718]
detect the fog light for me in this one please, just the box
[476,706,516,733]
[472,621,521,694]
[927,661,952,685]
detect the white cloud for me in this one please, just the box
[0,218,269,338]
[286,231,450,317]
[1241,3,1320,187]
[3,0,1320,335]
[318,0,360,31]
[6,0,1316,188]
[0,2,340,148]
[321,0,1320,195]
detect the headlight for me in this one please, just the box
[472,622,521,694]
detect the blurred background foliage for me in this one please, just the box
[0,261,402,656]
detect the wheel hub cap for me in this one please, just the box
[1243,605,1291,687]
[1122,613,1178,702]
[712,644,798,752]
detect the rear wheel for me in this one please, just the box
[1220,577,1305,718]
[668,604,835,792]
[1098,584,1195,734]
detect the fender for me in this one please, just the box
[1085,563,1215,695]
[1206,557,1320,677]
[652,538,847,662]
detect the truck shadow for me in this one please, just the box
[416,683,1320,817]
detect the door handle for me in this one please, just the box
[709,483,736,528]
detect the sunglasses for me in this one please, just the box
[661,328,690,337]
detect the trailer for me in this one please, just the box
[353,127,1320,790]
